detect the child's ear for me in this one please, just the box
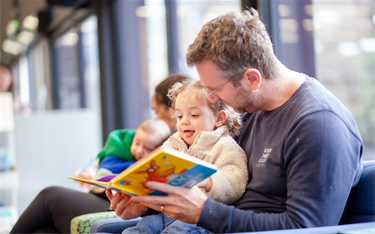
[215,110,227,128]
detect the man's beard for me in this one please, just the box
[231,85,258,113]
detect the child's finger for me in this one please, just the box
[74,167,82,177]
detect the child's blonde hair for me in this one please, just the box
[167,79,242,136]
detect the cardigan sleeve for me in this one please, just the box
[205,137,248,205]
[162,139,173,148]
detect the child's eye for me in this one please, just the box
[191,115,199,118]
[144,147,152,152]
[177,115,183,119]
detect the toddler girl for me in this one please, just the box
[123,79,248,234]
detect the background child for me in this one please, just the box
[123,79,248,234]
[76,119,171,193]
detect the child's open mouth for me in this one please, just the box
[184,130,195,138]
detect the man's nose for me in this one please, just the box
[207,94,219,103]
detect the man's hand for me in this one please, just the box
[131,181,208,224]
[106,189,148,220]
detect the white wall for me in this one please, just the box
[14,109,102,215]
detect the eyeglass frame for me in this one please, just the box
[207,75,237,98]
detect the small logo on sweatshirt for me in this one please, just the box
[256,148,272,168]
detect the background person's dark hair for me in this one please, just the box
[154,74,193,108]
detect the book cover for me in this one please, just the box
[69,147,217,196]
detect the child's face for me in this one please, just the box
[130,128,161,160]
[175,91,217,145]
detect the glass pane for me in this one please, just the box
[19,56,30,108]
[313,0,375,160]
[80,15,101,110]
[271,0,316,76]
[176,0,242,79]
[54,29,81,109]
[143,0,169,102]
[30,39,52,111]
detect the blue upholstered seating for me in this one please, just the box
[90,217,141,234]
[340,160,375,224]
[90,160,375,234]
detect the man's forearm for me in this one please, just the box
[197,198,305,233]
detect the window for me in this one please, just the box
[54,29,81,109]
[141,0,169,103]
[176,0,242,79]
[80,16,101,110]
[52,15,101,110]
[312,0,375,160]
[29,39,53,111]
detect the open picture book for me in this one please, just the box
[68,147,217,196]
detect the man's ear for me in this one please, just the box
[242,68,262,91]
[215,110,227,128]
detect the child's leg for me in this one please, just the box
[161,218,214,234]
[122,213,164,234]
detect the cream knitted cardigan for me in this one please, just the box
[163,126,248,205]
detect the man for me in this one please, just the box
[107,8,363,233]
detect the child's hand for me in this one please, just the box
[92,187,106,193]
[74,167,95,189]
[94,158,100,168]
[196,177,212,192]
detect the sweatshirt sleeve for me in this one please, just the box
[198,112,363,233]
[162,139,172,148]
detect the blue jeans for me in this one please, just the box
[122,213,213,234]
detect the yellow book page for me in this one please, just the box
[111,149,196,196]
[68,176,111,188]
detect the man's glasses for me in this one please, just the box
[208,76,236,98]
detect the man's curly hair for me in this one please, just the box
[186,8,279,86]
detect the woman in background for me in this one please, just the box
[152,74,188,132]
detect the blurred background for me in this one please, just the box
[0,0,374,232]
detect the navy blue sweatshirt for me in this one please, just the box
[197,76,363,233]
